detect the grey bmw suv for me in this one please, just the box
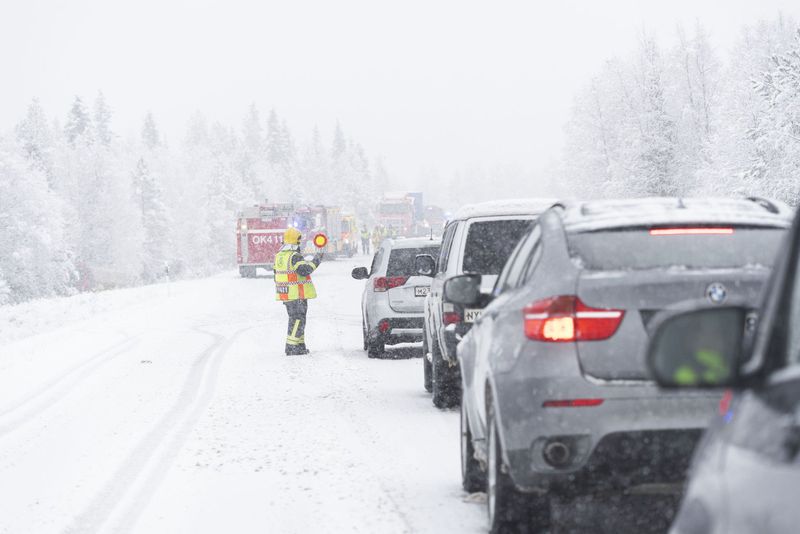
[452,197,792,532]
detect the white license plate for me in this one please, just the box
[464,309,482,323]
[414,286,430,297]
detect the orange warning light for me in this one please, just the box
[313,233,328,248]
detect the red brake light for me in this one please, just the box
[649,227,734,236]
[443,312,461,325]
[373,276,409,292]
[542,398,604,408]
[524,296,624,342]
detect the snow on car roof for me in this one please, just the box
[387,236,442,249]
[451,198,558,221]
[561,197,793,232]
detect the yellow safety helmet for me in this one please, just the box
[284,227,302,245]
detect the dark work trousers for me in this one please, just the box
[284,299,308,354]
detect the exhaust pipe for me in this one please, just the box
[543,441,571,467]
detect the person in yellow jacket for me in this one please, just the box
[274,227,323,355]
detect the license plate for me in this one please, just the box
[464,309,482,323]
[414,286,430,297]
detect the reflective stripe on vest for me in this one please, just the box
[274,250,317,301]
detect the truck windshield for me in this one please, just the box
[462,219,532,275]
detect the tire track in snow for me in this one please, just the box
[0,336,140,439]
[65,326,252,534]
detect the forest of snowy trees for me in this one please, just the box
[560,16,800,204]
[4,16,800,305]
[0,96,385,304]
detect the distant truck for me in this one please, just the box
[236,203,294,277]
[378,192,424,236]
[294,205,357,257]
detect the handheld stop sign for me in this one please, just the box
[313,233,328,249]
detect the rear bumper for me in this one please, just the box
[370,317,425,344]
[493,373,719,494]
[506,428,702,495]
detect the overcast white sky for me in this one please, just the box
[2,0,799,183]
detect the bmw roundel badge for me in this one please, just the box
[706,283,727,305]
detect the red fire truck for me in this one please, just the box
[236,203,294,277]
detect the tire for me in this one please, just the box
[487,400,550,533]
[239,266,254,278]
[367,336,384,359]
[461,400,486,493]
[422,330,433,392]
[431,338,459,409]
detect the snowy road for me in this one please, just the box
[0,257,486,533]
[0,258,681,533]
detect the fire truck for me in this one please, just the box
[378,192,424,236]
[236,203,294,277]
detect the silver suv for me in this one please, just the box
[415,199,555,408]
[352,237,441,358]
[453,197,792,532]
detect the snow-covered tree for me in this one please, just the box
[15,98,53,179]
[142,112,161,150]
[93,91,113,146]
[64,96,92,145]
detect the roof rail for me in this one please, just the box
[746,196,780,214]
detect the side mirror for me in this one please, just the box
[415,254,436,277]
[646,305,749,389]
[444,274,482,306]
[351,267,369,280]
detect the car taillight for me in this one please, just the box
[373,276,409,292]
[524,296,624,342]
[443,312,461,325]
[649,227,733,236]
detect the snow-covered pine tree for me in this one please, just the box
[64,96,93,145]
[142,112,161,150]
[132,157,170,280]
[93,91,113,146]
[15,98,53,177]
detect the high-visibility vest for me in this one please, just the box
[274,249,317,301]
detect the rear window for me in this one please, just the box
[387,246,441,276]
[569,227,785,270]
[462,219,532,274]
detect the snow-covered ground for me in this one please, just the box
[0,257,681,533]
[0,257,486,533]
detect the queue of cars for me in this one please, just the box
[353,196,798,533]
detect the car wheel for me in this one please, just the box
[487,399,550,533]
[461,399,486,493]
[431,338,459,408]
[422,329,433,392]
[367,335,384,359]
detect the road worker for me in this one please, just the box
[274,227,323,355]
[360,225,370,255]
